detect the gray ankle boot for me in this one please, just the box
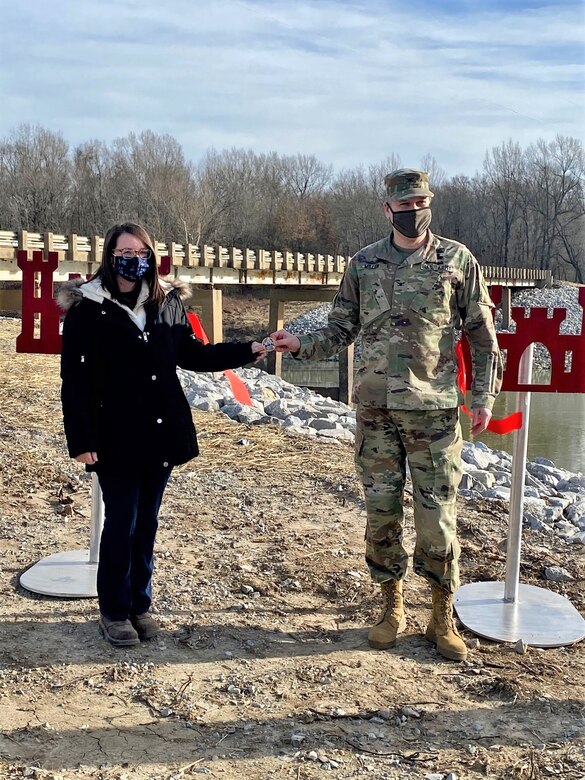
[99,615,140,647]
[131,613,160,640]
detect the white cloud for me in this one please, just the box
[0,0,583,176]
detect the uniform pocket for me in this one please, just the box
[410,276,453,327]
[359,267,396,326]
[428,427,463,503]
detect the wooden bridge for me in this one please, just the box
[0,230,553,287]
[0,230,553,401]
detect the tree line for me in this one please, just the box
[1,125,583,281]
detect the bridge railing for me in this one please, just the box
[0,229,553,287]
[0,230,350,278]
[481,265,553,285]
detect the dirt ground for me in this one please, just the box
[1,297,585,780]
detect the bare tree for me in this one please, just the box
[193,148,283,247]
[327,155,402,255]
[68,140,115,235]
[282,154,333,200]
[432,174,494,262]
[519,136,584,276]
[329,167,383,254]
[482,139,525,266]
[0,124,71,231]
[420,154,447,188]
[107,131,198,241]
[548,136,585,281]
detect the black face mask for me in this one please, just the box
[113,254,150,282]
[390,206,432,238]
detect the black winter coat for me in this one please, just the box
[59,280,254,470]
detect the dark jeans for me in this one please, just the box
[96,464,172,621]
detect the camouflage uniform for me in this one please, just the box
[296,201,502,592]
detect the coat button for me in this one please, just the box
[156,418,162,424]
[163,461,169,468]
[151,375,157,380]
[101,310,106,315]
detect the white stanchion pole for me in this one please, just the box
[503,343,533,603]
[88,472,104,564]
[19,473,104,598]
[454,344,585,648]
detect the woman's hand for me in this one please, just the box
[251,341,267,363]
[75,452,98,464]
[270,329,301,353]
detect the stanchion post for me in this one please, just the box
[19,473,103,598]
[89,473,104,565]
[504,343,533,603]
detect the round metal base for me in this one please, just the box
[454,581,585,648]
[19,550,97,598]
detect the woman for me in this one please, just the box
[58,223,265,647]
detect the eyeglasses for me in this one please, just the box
[114,249,152,260]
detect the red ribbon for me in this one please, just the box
[455,340,522,434]
[187,313,253,406]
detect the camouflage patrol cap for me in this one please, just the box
[384,168,434,202]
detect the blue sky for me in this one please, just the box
[0,0,583,177]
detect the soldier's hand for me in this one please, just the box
[471,407,492,436]
[270,329,301,354]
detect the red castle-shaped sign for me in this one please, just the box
[459,285,585,394]
[16,250,62,354]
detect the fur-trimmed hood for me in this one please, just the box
[56,278,87,312]
[56,277,192,312]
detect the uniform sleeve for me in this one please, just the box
[175,300,255,372]
[457,254,503,410]
[60,304,98,458]
[296,259,361,361]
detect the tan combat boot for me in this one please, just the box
[368,579,407,649]
[425,585,467,661]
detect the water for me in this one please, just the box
[463,389,585,474]
[282,361,585,474]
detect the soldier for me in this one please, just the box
[270,168,502,661]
